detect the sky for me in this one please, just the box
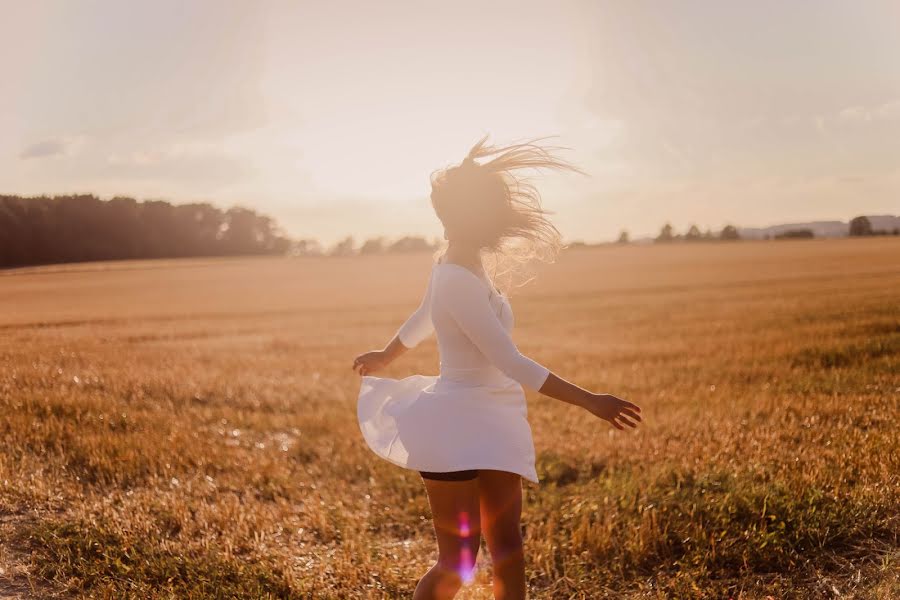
[2,0,899,245]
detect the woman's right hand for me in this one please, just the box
[580,393,642,430]
[352,350,390,376]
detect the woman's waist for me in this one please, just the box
[438,363,512,386]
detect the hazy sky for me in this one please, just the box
[3,1,899,244]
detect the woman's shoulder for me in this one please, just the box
[432,262,490,299]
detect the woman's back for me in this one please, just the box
[430,262,550,392]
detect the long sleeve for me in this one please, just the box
[437,267,550,391]
[395,267,436,348]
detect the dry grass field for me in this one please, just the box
[1,238,898,599]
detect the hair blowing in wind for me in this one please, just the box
[430,135,586,295]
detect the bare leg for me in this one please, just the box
[413,477,482,600]
[478,470,526,600]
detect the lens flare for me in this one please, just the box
[458,510,475,583]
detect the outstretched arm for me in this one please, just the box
[439,267,641,429]
[352,267,435,376]
[538,372,641,430]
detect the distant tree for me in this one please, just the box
[176,202,226,256]
[388,236,433,253]
[359,237,386,255]
[703,228,714,240]
[720,225,740,240]
[893,228,899,236]
[655,223,675,243]
[775,229,814,239]
[291,239,323,256]
[218,207,251,253]
[685,224,702,241]
[220,207,286,255]
[849,216,873,236]
[328,236,356,256]
[617,230,629,244]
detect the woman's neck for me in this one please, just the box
[443,242,482,271]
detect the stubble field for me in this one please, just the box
[0,238,898,599]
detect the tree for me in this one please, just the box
[655,223,675,243]
[775,229,814,239]
[617,230,629,244]
[219,207,289,255]
[685,224,702,241]
[849,216,873,236]
[359,237,386,255]
[328,236,356,257]
[388,236,433,253]
[291,239,323,256]
[720,225,740,240]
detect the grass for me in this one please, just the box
[0,237,898,598]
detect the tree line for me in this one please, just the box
[649,223,742,243]
[610,216,899,244]
[294,234,440,258]
[608,223,742,244]
[0,194,291,269]
[0,194,443,269]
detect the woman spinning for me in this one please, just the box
[354,136,642,599]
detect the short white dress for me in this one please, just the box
[356,258,551,483]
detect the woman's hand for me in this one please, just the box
[352,350,390,376]
[580,393,642,430]
[351,334,410,376]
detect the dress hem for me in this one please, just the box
[362,443,540,485]
[357,373,541,485]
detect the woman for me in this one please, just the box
[353,136,641,599]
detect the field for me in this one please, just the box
[1,238,898,599]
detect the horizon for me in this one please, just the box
[3,1,899,246]
[4,192,895,248]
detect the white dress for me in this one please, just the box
[356,258,551,483]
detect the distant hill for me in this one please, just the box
[738,215,900,239]
[868,215,900,233]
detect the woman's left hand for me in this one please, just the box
[352,350,390,376]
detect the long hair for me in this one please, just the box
[430,135,584,295]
